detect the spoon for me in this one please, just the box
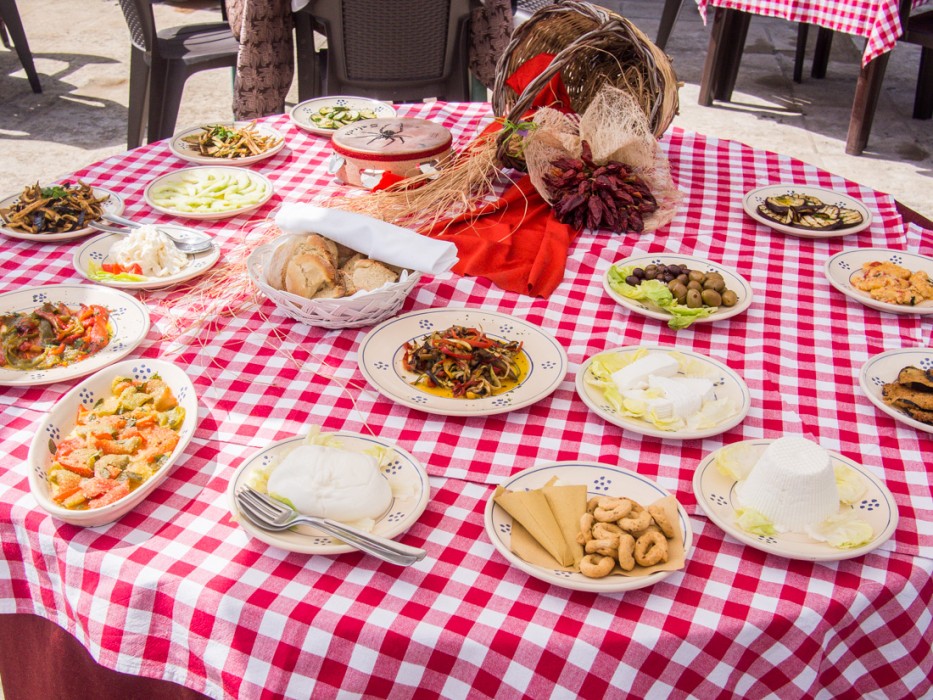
[95,214,214,254]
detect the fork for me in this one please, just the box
[236,485,426,567]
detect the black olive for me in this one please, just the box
[633,267,645,279]
[625,275,640,286]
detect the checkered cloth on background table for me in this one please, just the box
[697,0,932,65]
[0,102,930,699]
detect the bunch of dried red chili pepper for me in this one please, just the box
[542,141,657,233]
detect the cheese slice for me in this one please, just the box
[611,353,679,392]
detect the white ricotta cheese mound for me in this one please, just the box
[266,444,392,522]
[737,436,839,531]
[109,225,188,277]
[611,353,679,392]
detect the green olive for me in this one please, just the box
[686,289,703,308]
[701,289,722,306]
[671,282,688,302]
[704,278,726,292]
[676,273,689,285]
[687,280,703,292]
[688,269,705,283]
[721,289,738,307]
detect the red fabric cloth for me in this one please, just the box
[504,53,573,112]
[421,176,577,298]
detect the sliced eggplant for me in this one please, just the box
[765,194,806,214]
[759,192,864,230]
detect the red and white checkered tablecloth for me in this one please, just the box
[697,0,931,66]
[1,102,931,699]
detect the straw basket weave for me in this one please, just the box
[491,1,679,165]
[247,242,421,329]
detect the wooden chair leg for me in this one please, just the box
[716,10,750,101]
[846,51,891,155]
[656,0,683,50]
[0,0,41,93]
[699,7,733,105]
[914,46,933,120]
[811,26,833,78]
[794,24,809,83]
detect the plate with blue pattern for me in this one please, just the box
[0,284,150,386]
[358,307,568,417]
[289,96,396,137]
[73,230,221,290]
[227,431,430,555]
[693,440,898,561]
[484,461,693,593]
[859,348,933,434]
[825,248,933,315]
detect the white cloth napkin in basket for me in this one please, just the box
[275,204,458,275]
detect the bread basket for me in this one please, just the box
[247,241,421,329]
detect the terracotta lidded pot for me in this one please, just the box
[328,117,453,189]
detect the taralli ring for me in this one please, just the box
[593,497,633,522]
[579,554,615,578]
[586,496,602,513]
[617,502,652,533]
[585,538,619,557]
[592,522,622,541]
[634,531,669,566]
[647,504,676,539]
[617,532,636,571]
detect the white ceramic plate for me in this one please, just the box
[358,307,568,417]
[227,432,430,555]
[144,167,274,220]
[859,348,933,434]
[743,185,872,238]
[603,254,753,324]
[576,345,751,440]
[693,440,898,561]
[485,461,693,593]
[0,284,150,386]
[72,230,221,290]
[0,186,125,242]
[28,359,198,527]
[824,248,933,315]
[289,96,396,137]
[169,121,286,166]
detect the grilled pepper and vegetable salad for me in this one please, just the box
[402,325,525,399]
[1,181,109,235]
[0,302,111,370]
[47,375,185,510]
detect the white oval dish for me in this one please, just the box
[824,248,933,315]
[859,348,933,434]
[28,359,198,527]
[73,230,221,290]
[289,96,396,137]
[358,307,568,417]
[575,345,751,440]
[743,184,871,238]
[484,461,693,593]
[227,432,430,555]
[169,121,286,166]
[0,284,150,387]
[0,187,125,242]
[603,253,753,325]
[693,439,898,561]
[144,167,273,220]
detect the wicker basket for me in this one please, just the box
[491,1,679,164]
[247,241,422,329]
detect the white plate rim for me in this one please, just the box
[0,283,151,386]
[692,439,899,561]
[0,187,125,242]
[226,432,431,555]
[575,344,752,440]
[289,96,397,136]
[357,307,569,417]
[27,358,198,526]
[603,253,754,324]
[824,247,933,315]
[743,184,872,238]
[72,230,221,290]
[143,167,274,220]
[169,121,286,166]
[484,460,693,593]
[859,348,933,434]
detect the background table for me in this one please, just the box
[0,102,931,699]
[696,0,932,154]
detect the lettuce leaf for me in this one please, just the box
[835,464,867,505]
[607,265,717,330]
[735,507,776,536]
[806,510,874,549]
